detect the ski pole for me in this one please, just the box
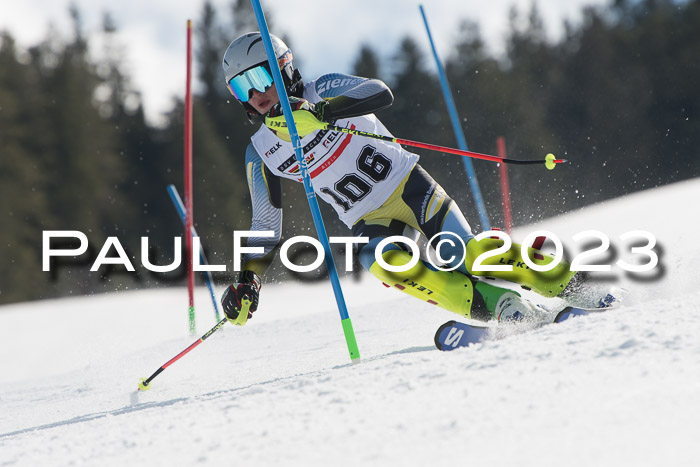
[137,314,232,391]
[266,115,567,170]
[327,124,566,169]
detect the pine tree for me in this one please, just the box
[353,45,381,79]
[0,33,54,303]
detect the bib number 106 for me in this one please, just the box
[471,229,658,273]
[320,144,393,212]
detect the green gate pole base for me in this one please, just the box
[189,306,196,335]
[342,317,361,362]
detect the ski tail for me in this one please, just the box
[434,320,456,351]
[435,320,491,351]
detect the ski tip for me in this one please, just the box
[434,320,457,351]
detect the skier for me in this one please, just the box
[219,32,587,327]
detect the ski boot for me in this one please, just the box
[494,292,547,323]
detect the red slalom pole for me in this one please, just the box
[497,137,514,234]
[184,20,195,335]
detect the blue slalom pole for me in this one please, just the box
[419,4,491,231]
[250,0,360,362]
[167,184,222,322]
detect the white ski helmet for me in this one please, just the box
[222,32,301,118]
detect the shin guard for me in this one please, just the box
[369,250,476,319]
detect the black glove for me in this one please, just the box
[313,99,331,122]
[267,96,329,120]
[221,271,261,326]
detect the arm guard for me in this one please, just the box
[311,73,394,120]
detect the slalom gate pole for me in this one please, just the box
[496,137,514,234]
[184,19,196,335]
[138,317,229,391]
[167,185,222,322]
[251,0,360,363]
[419,4,491,230]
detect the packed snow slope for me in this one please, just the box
[1,178,699,467]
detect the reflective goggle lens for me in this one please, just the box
[227,65,273,102]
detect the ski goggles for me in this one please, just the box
[227,64,274,102]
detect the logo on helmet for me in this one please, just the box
[277,50,292,68]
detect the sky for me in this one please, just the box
[0,0,609,126]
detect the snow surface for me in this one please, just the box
[2,178,700,466]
